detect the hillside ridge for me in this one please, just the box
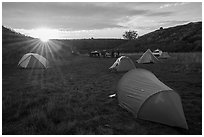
[117,21,202,52]
[2,21,202,53]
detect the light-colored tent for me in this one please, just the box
[109,56,136,72]
[117,68,188,129]
[18,53,49,68]
[158,52,170,59]
[152,49,163,57]
[137,49,159,63]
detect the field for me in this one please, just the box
[2,52,202,135]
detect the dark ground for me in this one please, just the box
[2,52,202,135]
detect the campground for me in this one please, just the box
[2,52,202,135]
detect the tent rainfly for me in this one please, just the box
[117,68,188,129]
[158,52,170,59]
[109,56,136,72]
[18,53,49,69]
[137,49,159,63]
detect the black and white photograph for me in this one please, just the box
[2,1,202,135]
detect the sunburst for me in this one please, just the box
[30,27,59,42]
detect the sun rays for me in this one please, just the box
[29,39,63,62]
[25,38,68,86]
[3,26,73,83]
[27,27,65,63]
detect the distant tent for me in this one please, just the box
[109,56,136,72]
[117,69,188,129]
[137,49,159,63]
[159,52,170,59]
[71,51,79,56]
[152,49,163,57]
[18,53,49,69]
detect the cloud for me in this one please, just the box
[2,2,201,37]
[3,2,151,30]
[145,11,173,17]
[15,27,127,39]
[159,2,188,9]
[158,20,190,26]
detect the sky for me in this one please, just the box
[2,2,202,39]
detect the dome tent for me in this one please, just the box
[117,69,188,129]
[18,53,49,69]
[109,56,136,72]
[137,49,159,63]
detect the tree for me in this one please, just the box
[123,30,138,40]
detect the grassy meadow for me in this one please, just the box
[2,52,202,135]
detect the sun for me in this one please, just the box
[30,27,59,42]
[40,37,49,42]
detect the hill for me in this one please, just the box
[2,26,35,64]
[118,22,202,52]
[57,22,202,53]
[2,26,127,65]
[2,21,202,65]
[2,26,32,44]
[2,26,74,65]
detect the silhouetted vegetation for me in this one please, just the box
[122,30,138,40]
